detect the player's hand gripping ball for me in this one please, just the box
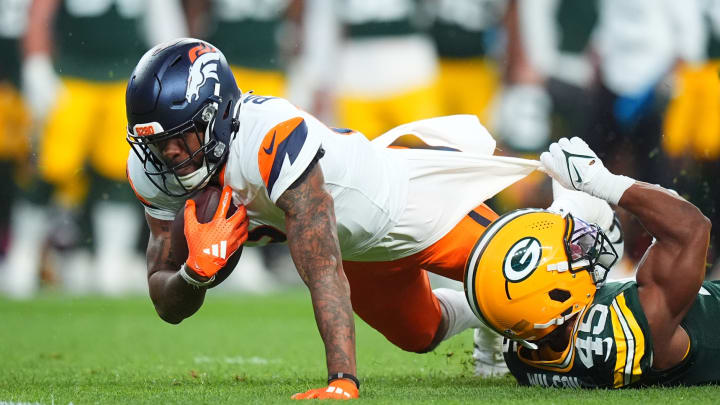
[170,185,247,285]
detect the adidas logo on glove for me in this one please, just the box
[202,241,228,259]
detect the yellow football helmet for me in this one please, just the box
[464,208,618,349]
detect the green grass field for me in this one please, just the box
[1,289,718,404]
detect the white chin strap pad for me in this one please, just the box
[177,165,210,190]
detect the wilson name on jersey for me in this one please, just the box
[504,280,720,388]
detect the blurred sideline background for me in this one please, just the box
[0,0,718,300]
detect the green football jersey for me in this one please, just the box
[205,0,290,71]
[0,0,31,86]
[54,0,146,81]
[705,0,720,59]
[705,13,720,59]
[0,37,21,85]
[429,0,505,59]
[504,280,720,388]
[337,0,420,38]
[554,0,598,55]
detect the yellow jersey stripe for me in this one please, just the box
[683,337,691,361]
[610,294,647,387]
[617,294,646,384]
[609,302,628,388]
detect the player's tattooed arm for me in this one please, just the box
[145,214,207,324]
[277,163,357,377]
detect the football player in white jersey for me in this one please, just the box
[125,39,546,399]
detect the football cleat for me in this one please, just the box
[472,325,509,377]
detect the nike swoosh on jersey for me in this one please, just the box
[258,117,308,195]
[263,131,276,154]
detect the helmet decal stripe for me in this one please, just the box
[258,117,308,195]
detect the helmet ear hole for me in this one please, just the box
[548,289,571,303]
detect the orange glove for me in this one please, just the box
[291,379,359,400]
[184,186,248,278]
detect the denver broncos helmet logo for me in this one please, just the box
[185,43,220,103]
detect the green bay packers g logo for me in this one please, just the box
[503,237,542,283]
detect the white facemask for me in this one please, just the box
[177,165,211,190]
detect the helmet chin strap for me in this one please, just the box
[177,164,212,190]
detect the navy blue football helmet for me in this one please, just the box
[126,38,242,197]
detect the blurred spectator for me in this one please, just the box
[425,0,506,129]
[296,0,441,139]
[0,0,32,259]
[497,0,551,155]
[184,0,301,98]
[492,0,601,226]
[589,0,702,183]
[2,0,186,298]
[518,0,598,144]
[484,0,552,215]
[663,0,720,272]
[586,0,703,266]
[508,0,711,275]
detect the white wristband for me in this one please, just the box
[586,171,636,205]
[178,263,215,288]
[548,197,614,230]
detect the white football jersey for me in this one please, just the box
[127,96,541,262]
[127,94,408,260]
[221,95,409,259]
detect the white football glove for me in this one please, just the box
[548,179,624,270]
[540,137,635,204]
[497,84,551,152]
[548,179,614,230]
[22,53,61,120]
